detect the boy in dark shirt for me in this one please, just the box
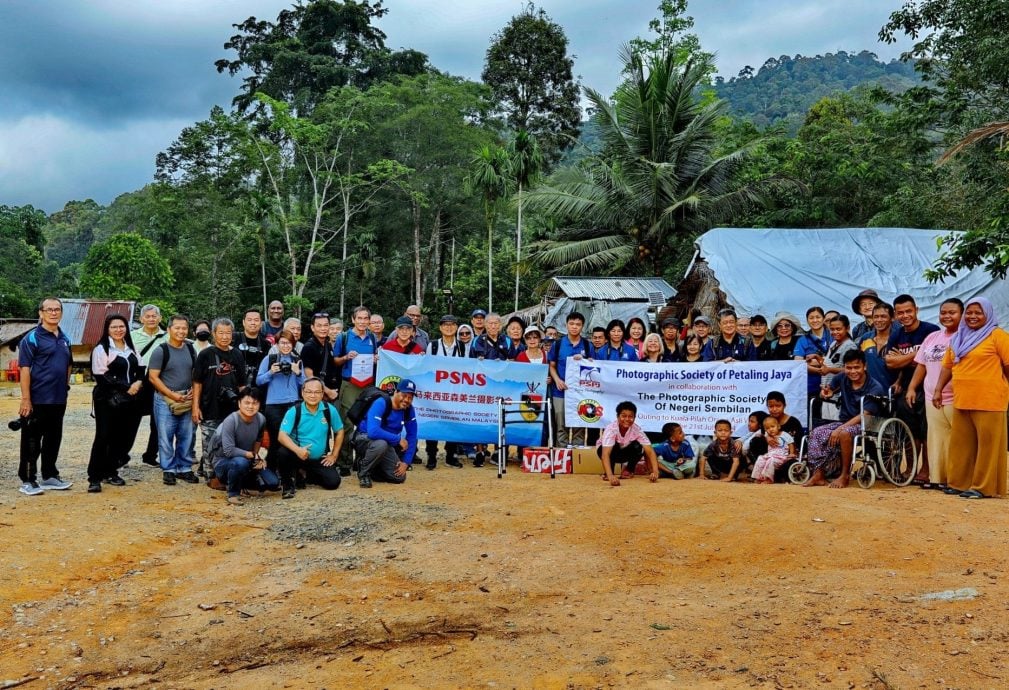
[700,419,745,481]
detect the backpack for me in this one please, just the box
[347,386,393,427]
[155,341,197,372]
[207,413,265,461]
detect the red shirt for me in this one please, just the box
[381,339,424,355]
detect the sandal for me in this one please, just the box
[619,469,633,479]
[960,489,986,499]
[226,495,244,505]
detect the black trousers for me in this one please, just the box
[87,396,142,482]
[138,383,159,463]
[263,402,295,472]
[595,441,645,474]
[276,446,342,490]
[19,404,66,483]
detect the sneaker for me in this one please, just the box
[473,452,485,468]
[38,476,72,491]
[295,472,307,490]
[178,471,200,484]
[87,482,102,493]
[359,476,373,489]
[446,458,463,469]
[282,486,296,499]
[105,474,126,486]
[425,463,436,471]
[338,466,351,477]
[19,481,43,496]
[163,472,177,486]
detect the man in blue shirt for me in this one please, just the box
[17,297,73,495]
[547,311,591,445]
[332,305,379,475]
[354,379,419,488]
[276,377,345,499]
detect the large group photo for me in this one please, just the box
[3,0,1009,686]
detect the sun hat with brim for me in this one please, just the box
[851,289,881,314]
[770,311,803,333]
[523,325,542,337]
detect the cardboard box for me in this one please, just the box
[521,447,572,474]
[571,446,604,475]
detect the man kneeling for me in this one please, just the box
[354,379,419,488]
[211,389,280,505]
[803,349,884,489]
[276,377,344,499]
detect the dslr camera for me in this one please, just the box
[8,416,36,432]
[218,387,239,405]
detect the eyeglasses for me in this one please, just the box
[312,312,329,319]
[41,307,62,313]
[303,388,324,395]
[406,312,421,318]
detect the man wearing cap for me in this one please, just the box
[276,377,344,498]
[691,315,713,347]
[470,312,509,360]
[470,309,488,338]
[382,317,425,354]
[851,289,880,342]
[749,315,774,360]
[659,317,682,360]
[354,378,419,487]
[403,305,430,350]
[425,315,465,468]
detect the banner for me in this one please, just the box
[376,351,548,445]
[564,359,808,435]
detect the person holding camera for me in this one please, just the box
[87,313,144,493]
[210,389,278,505]
[147,315,198,486]
[235,308,269,389]
[256,329,304,475]
[16,297,73,496]
[192,317,247,485]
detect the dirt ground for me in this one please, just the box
[1,385,1008,689]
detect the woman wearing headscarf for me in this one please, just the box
[935,297,1009,498]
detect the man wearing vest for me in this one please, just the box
[235,307,269,389]
[547,311,590,446]
[17,297,73,495]
[276,377,344,499]
[332,306,379,475]
[302,312,340,402]
[147,315,198,485]
[131,303,166,467]
[354,379,419,487]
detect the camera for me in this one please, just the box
[8,416,35,432]
[219,387,239,405]
[279,362,292,375]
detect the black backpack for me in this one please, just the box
[291,402,336,455]
[155,341,197,372]
[347,386,393,427]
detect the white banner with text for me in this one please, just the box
[563,359,808,435]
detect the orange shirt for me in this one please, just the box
[942,329,1009,411]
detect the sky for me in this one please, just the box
[0,0,914,213]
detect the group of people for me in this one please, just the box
[579,291,1009,498]
[13,288,1009,502]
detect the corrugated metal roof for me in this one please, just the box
[544,276,676,302]
[60,299,135,346]
[0,320,36,347]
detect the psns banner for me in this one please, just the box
[564,359,807,435]
[376,351,548,445]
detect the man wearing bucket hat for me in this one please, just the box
[851,289,881,341]
[354,378,419,487]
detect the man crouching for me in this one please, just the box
[353,379,419,488]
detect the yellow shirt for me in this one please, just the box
[942,329,1009,411]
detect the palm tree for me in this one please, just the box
[526,47,770,276]
[465,144,511,311]
[508,130,544,311]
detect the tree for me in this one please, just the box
[628,0,713,72]
[482,4,580,165]
[0,204,46,252]
[508,130,543,310]
[79,233,174,306]
[43,199,103,267]
[526,48,775,280]
[215,0,428,115]
[466,145,511,312]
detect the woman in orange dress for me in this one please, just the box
[935,297,1009,498]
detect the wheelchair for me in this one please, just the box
[788,390,918,489]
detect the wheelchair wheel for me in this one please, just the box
[855,463,876,489]
[875,417,917,486]
[788,461,810,485]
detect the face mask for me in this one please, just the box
[196,331,211,342]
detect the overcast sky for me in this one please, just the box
[0,0,913,213]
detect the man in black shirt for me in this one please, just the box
[192,317,247,482]
[301,313,340,404]
[234,308,269,388]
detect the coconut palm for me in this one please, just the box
[508,129,544,311]
[526,47,772,276]
[465,144,511,311]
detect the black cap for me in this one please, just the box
[440,314,458,324]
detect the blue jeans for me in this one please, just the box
[215,455,250,497]
[153,393,194,474]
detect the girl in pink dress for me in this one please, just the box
[751,416,796,483]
